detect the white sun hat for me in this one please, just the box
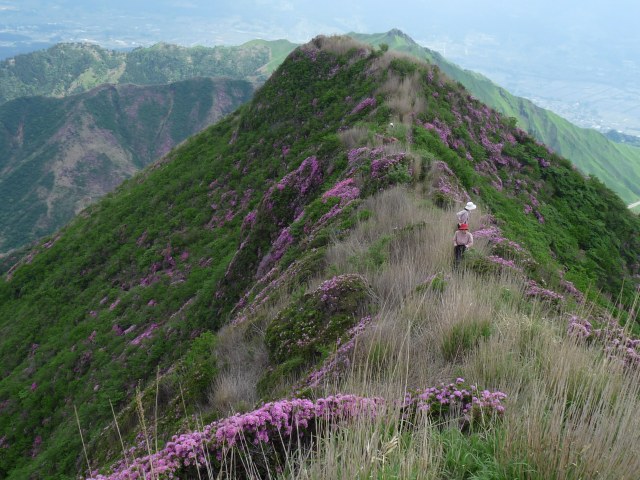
[465,201,477,210]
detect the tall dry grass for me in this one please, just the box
[288,402,443,480]
[337,125,370,149]
[208,303,277,415]
[311,35,370,56]
[284,185,640,479]
[96,183,640,479]
[326,186,489,305]
[368,50,430,75]
[378,71,426,121]
[464,311,640,479]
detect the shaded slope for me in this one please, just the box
[0,36,639,479]
[0,77,253,253]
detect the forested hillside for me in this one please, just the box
[0,40,296,104]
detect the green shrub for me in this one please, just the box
[264,274,371,365]
[416,272,448,294]
[180,332,218,401]
[442,319,492,361]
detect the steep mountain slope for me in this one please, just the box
[352,30,640,205]
[0,77,253,254]
[0,36,639,479]
[0,40,296,105]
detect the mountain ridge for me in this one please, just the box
[0,40,296,105]
[350,30,640,205]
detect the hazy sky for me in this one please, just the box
[1,0,638,50]
[2,1,638,80]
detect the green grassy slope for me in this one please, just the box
[0,37,385,478]
[1,36,639,479]
[240,39,298,74]
[0,43,126,103]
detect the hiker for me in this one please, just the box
[456,201,476,228]
[453,223,473,264]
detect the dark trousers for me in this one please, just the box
[454,245,466,264]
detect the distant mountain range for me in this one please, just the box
[0,40,296,254]
[0,40,296,104]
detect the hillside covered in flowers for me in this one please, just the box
[1,36,639,479]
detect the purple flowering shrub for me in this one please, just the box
[214,157,324,307]
[370,152,407,180]
[567,315,640,367]
[205,187,253,231]
[87,394,383,480]
[129,323,158,346]
[402,379,507,430]
[299,315,373,391]
[486,255,524,272]
[431,161,470,208]
[525,280,564,304]
[322,178,360,203]
[264,274,372,365]
[88,380,506,479]
[346,146,373,174]
[350,97,377,115]
[255,227,295,278]
[230,173,369,329]
[137,244,191,289]
[279,176,364,242]
[472,223,537,273]
[345,145,412,189]
[567,314,593,339]
[560,279,585,304]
